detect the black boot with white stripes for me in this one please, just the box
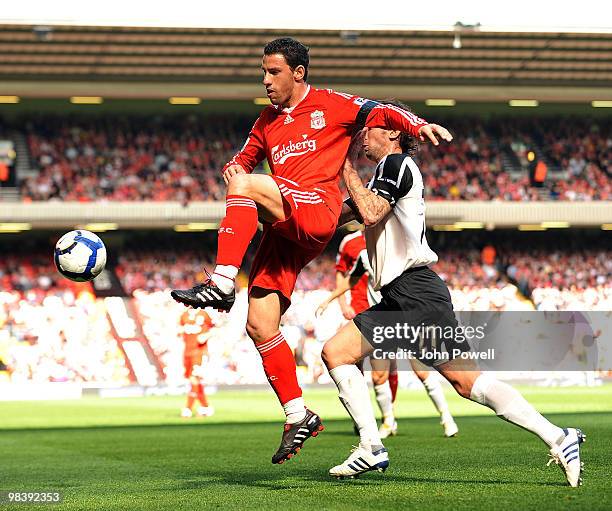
[271,409,324,464]
[171,281,235,312]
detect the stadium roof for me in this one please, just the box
[2,0,610,34]
[1,24,611,102]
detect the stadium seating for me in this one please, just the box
[1,237,609,384]
[11,114,610,202]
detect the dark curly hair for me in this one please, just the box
[264,37,310,81]
[378,99,419,157]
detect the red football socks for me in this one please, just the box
[195,383,208,407]
[216,195,258,268]
[389,371,399,403]
[186,384,197,409]
[255,332,302,405]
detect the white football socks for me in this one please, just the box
[329,364,382,447]
[422,373,451,420]
[470,373,565,448]
[211,265,238,293]
[374,383,395,426]
[283,397,306,424]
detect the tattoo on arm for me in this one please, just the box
[343,162,391,226]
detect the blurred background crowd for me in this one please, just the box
[1,231,609,386]
[8,114,609,203]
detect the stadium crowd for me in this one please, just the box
[13,114,611,202]
[0,287,130,384]
[2,240,610,308]
[1,236,610,385]
[18,114,250,202]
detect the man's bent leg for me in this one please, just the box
[437,359,584,486]
[213,174,286,292]
[438,359,564,447]
[171,174,287,309]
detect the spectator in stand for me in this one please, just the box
[13,114,610,202]
[1,239,609,386]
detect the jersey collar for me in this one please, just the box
[280,84,311,114]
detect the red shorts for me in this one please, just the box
[184,350,205,378]
[249,177,338,304]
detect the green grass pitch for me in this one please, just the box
[1,385,611,510]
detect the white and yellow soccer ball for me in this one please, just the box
[54,230,107,282]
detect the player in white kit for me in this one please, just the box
[321,101,585,486]
[317,237,459,439]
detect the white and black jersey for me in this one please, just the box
[363,153,438,290]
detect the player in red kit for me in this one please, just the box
[171,37,452,464]
[180,308,215,418]
[335,231,370,320]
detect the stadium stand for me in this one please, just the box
[17,114,250,202]
[1,232,609,384]
[8,114,610,202]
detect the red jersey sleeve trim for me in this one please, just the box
[365,103,428,137]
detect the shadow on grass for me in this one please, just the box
[168,461,572,491]
[2,413,603,491]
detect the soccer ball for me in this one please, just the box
[54,230,107,282]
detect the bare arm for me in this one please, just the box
[316,273,361,317]
[342,130,391,227]
[335,271,351,315]
[336,271,358,320]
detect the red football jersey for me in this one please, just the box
[335,231,370,314]
[180,309,213,357]
[223,86,428,217]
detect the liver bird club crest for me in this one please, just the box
[310,110,326,129]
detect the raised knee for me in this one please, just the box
[246,320,262,343]
[453,380,473,399]
[228,173,252,196]
[246,317,277,345]
[321,343,340,368]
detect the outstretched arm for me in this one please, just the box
[328,89,452,146]
[363,101,453,146]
